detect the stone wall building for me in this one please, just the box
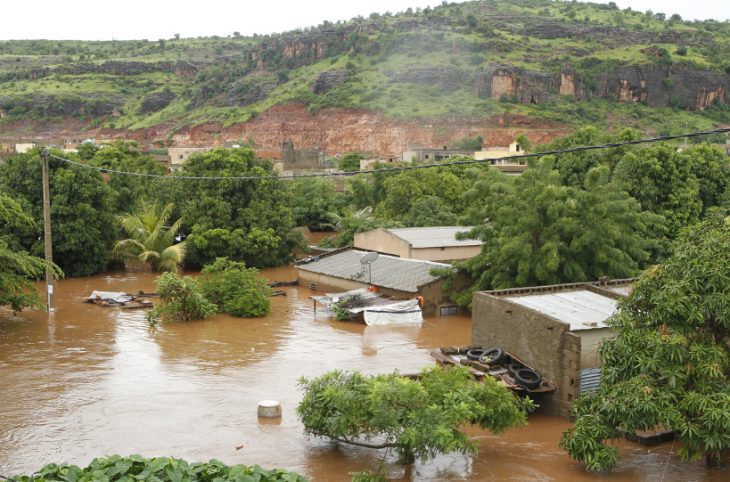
[168,147,211,167]
[471,279,634,418]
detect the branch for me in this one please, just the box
[312,432,395,449]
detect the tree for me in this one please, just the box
[338,152,363,172]
[289,177,344,231]
[297,366,533,464]
[561,211,730,471]
[0,195,63,312]
[171,148,300,269]
[200,257,272,317]
[459,159,660,297]
[89,141,166,214]
[147,272,216,323]
[451,135,483,150]
[0,148,115,277]
[113,202,186,273]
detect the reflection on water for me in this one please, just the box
[0,268,722,481]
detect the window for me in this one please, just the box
[440,306,458,316]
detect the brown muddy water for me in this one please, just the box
[0,267,723,481]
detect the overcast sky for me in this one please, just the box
[0,1,727,41]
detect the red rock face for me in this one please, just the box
[0,102,570,156]
[172,103,570,156]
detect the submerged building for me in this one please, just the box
[471,278,634,417]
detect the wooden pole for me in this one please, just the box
[41,148,55,312]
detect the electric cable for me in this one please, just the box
[46,127,730,181]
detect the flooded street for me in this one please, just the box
[0,268,723,481]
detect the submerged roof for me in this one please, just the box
[505,290,619,331]
[386,226,481,248]
[297,249,450,293]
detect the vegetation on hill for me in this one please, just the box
[0,0,728,134]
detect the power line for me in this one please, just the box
[48,127,730,181]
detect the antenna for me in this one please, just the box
[359,252,379,285]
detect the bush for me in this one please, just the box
[148,272,216,323]
[13,455,307,481]
[201,257,272,317]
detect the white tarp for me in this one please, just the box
[88,291,133,303]
[363,299,423,326]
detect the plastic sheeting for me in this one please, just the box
[87,291,133,303]
[363,299,422,326]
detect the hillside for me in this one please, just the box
[0,0,729,154]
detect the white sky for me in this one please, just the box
[0,1,727,41]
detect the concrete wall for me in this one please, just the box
[354,229,410,258]
[354,229,481,262]
[410,245,481,262]
[169,147,210,165]
[577,328,612,368]
[472,292,579,418]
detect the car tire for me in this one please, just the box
[478,347,506,365]
[514,368,542,390]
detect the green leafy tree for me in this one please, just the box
[0,195,63,311]
[89,141,167,214]
[403,195,458,226]
[0,148,115,276]
[451,134,483,151]
[561,211,730,471]
[297,366,533,464]
[171,148,300,268]
[338,152,363,172]
[113,202,186,273]
[289,177,344,231]
[147,272,216,323]
[201,257,272,317]
[459,159,660,296]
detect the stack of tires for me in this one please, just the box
[465,346,542,390]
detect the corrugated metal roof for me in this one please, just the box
[505,290,618,331]
[386,226,481,248]
[297,250,450,293]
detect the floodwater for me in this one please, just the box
[0,267,723,481]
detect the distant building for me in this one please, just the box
[354,227,481,263]
[168,147,211,167]
[360,157,397,170]
[475,142,528,175]
[471,278,634,418]
[14,143,36,154]
[401,147,473,163]
[296,249,463,316]
[282,140,321,169]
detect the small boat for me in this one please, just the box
[430,346,556,394]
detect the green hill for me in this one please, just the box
[0,0,728,139]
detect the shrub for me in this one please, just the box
[13,455,307,481]
[201,257,272,317]
[148,272,216,323]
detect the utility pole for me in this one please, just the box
[41,148,55,312]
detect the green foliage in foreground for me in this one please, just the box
[201,257,272,317]
[297,366,533,464]
[14,455,307,481]
[561,212,730,471]
[148,272,216,324]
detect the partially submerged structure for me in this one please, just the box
[354,227,481,263]
[296,249,459,316]
[471,278,634,417]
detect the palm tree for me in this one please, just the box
[113,202,186,273]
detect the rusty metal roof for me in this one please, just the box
[297,249,450,293]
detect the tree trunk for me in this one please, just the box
[705,450,723,468]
